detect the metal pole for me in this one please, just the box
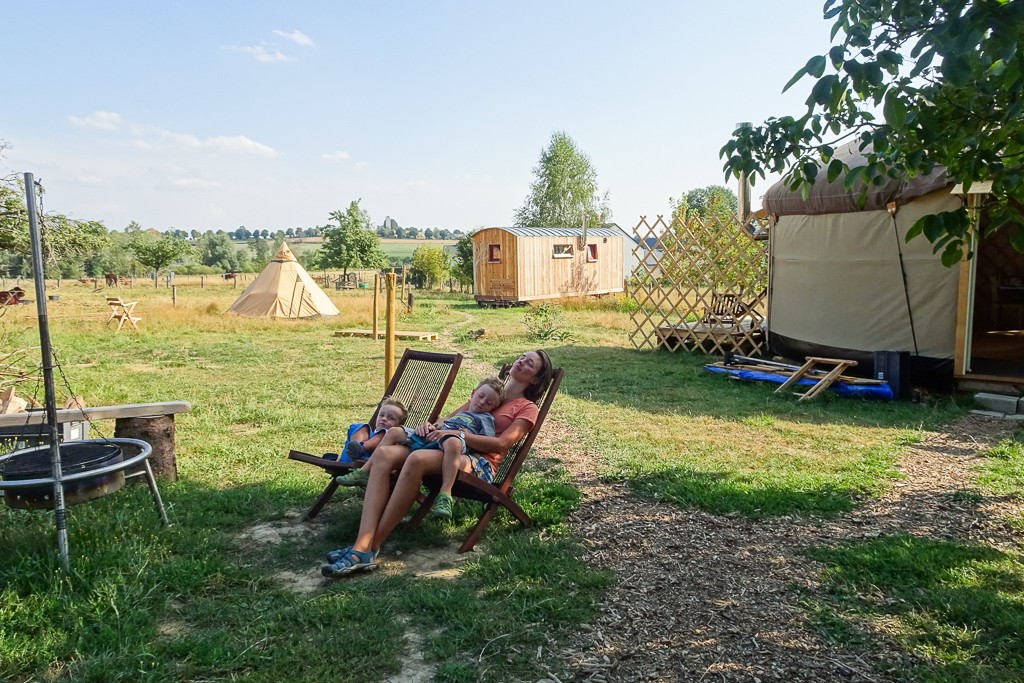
[24,173,70,572]
[735,122,752,224]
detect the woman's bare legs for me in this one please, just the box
[350,448,444,554]
[350,444,412,552]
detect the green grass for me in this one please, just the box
[0,283,999,681]
[806,534,1024,682]
[976,429,1024,531]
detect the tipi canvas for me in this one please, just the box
[227,243,339,318]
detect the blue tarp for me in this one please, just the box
[704,365,895,400]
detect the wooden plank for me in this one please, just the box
[0,401,192,428]
[334,329,437,341]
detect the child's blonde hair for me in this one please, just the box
[475,376,506,404]
[378,396,408,423]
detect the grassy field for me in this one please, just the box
[0,282,1020,681]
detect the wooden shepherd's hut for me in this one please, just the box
[471,227,625,306]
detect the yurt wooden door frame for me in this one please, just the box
[953,189,1024,391]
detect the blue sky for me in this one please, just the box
[2,1,832,234]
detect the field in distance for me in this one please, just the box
[238,237,456,260]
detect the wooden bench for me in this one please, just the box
[106,297,141,331]
[0,401,191,480]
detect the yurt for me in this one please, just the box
[227,242,339,318]
[764,142,1024,392]
[763,143,961,386]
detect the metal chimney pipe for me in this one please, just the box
[735,122,752,224]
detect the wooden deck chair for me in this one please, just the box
[288,349,462,520]
[407,364,564,553]
[703,288,748,325]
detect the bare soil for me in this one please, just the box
[547,412,1023,682]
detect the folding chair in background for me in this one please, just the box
[408,363,564,552]
[288,349,462,520]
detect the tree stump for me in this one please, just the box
[115,415,178,481]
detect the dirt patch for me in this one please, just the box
[549,411,1022,682]
[273,568,325,595]
[237,514,320,548]
[380,541,472,579]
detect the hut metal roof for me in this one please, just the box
[475,226,625,238]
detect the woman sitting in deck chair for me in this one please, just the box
[322,349,554,578]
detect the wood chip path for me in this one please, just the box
[537,413,1023,682]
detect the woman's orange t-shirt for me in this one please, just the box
[482,397,538,469]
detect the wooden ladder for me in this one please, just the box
[774,356,858,401]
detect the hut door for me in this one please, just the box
[484,243,514,299]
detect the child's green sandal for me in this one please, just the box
[431,492,454,519]
[335,469,370,487]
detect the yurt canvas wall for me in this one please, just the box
[472,227,624,304]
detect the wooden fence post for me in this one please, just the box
[384,273,396,389]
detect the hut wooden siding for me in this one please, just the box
[472,227,624,304]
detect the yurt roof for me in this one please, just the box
[762,142,951,216]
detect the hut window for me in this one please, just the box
[586,244,598,262]
[487,244,502,263]
[553,244,574,258]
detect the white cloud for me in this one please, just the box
[205,135,279,157]
[407,180,429,189]
[76,174,104,184]
[320,151,350,162]
[272,29,314,46]
[131,126,280,158]
[171,177,220,189]
[68,111,124,130]
[222,44,290,62]
[355,161,370,169]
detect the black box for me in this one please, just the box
[873,351,910,399]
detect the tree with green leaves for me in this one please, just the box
[320,200,388,276]
[721,0,1024,264]
[514,131,611,228]
[249,238,272,270]
[452,234,475,288]
[410,245,448,289]
[0,160,110,272]
[661,186,765,294]
[197,232,249,272]
[669,185,738,224]
[130,233,193,285]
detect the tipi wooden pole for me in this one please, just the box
[384,273,396,388]
[372,273,380,339]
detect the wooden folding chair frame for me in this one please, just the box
[106,297,142,331]
[408,364,564,553]
[288,348,463,520]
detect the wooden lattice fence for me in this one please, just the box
[628,211,771,355]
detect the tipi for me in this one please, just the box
[227,242,339,318]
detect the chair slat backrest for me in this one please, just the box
[491,365,563,486]
[370,350,462,427]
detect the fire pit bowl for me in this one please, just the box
[1,442,124,509]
